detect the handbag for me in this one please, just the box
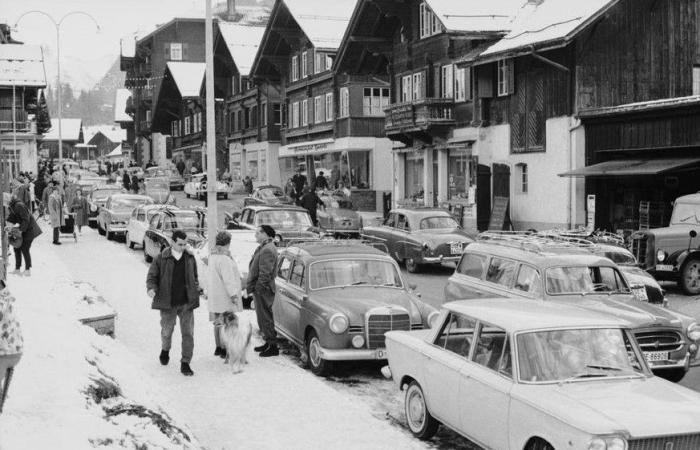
[7,228,22,249]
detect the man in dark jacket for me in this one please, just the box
[300,187,325,226]
[247,225,279,357]
[7,197,42,276]
[146,230,200,376]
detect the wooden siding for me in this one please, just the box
[335,117,387,138]
[576,0,700,110]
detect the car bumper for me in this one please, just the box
[318,346,389,361]
[107,226,127,233]
[421,255,461,264]
[647,352,691,371]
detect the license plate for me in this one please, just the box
[450,243,463,255]
[375,349,386,359]
[644,351,669,362]
[656,264,673,271]
[632,287,648,301]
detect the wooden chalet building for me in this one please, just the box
[251,0,393,211]
[41,119,84,161]
[114,88,134,162]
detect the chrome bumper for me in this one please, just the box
[319,346,388,361]
[648,353,690,371]
[422,256,461,264]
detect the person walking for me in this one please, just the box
[146,230,200,376]
[207,231,242,358]
[300,187,325,226]
[40,177,52,220]
[48,185,65,245]
[70,189,89,235]
[122,170,131,191]
[243,175,253,195]
[247,225,279,357]
[315,171,328,190]
[6,196,42,276]
[291,168,307,205]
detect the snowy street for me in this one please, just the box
[0,221,476,449]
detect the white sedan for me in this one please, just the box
[184,174,229,200]
[385,298,700,450]
[124,204,178,249]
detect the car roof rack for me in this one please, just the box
[538,228,625,247]
[478,231,595,254]
[280,238,388,253]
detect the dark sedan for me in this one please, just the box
[316,193,362,238]
[243,185,294,206]
[362,207,474,273]
[143,209,205,262]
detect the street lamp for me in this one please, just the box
[14,10,100,163]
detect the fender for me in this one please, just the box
[675,249,700,270]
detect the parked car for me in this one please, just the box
[124,204,179,249]
[144,178,176,205]
[145,166,185,191]
[143,209,206,262]
[184,173,229,200]
[630,193,700,294]
[362,207,474,272]
[97,194,154,240]
[316,192,362,238]
[273,241,439,375]
[385,297,700,448]
[87,186,125,227]
[243,185,294,206]
[444,233,700,382]
[225,205,321,242]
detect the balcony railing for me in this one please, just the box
[0,109,31,132]
[385,98,455,132]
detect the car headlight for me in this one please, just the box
[427,311,440,329]
[589,437,627,450]
[329,313,349,334]
[90,205,97,212]
[657,249,667,262]
[688,322,700,341]
[351,335,365,348]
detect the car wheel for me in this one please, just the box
[680,259,700,295]
[89,221,97,229]
[126,233,135,249]
[306,330,332,376]
[405,257,420,273]
[186,193,190,198]
[98,223,105,236]
[524,438,555,450]
[106,225,113,241]
[404,381,439,440]
[656,368,686,383]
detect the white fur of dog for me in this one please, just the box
[219,311,252,373]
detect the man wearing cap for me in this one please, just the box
[247,224,279,357]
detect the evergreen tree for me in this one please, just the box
[36,90,51,134]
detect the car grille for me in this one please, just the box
[629,433,700,450]
[634,329,684,353]
[366,307,410,349]
[631,236,647,265]
[348,325,363,333]
[410,324,423,330]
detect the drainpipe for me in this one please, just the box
[568,117,582,228]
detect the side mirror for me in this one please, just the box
[691,230,697,238]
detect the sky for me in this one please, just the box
[0,0,218,91]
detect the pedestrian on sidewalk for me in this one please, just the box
[6,196,42,276]
[146,230,200,376]
[207,231,242,358]
[247,225,279,357]
[47,185,65,245]
[70,189,89,235]
[299,187,325,227]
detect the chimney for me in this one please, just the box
[227,0,237,21]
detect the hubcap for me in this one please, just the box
[308,337,321,367]
[406,387,425,431]
[686,262,700,288]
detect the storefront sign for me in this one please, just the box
[292,142,330,153]
[587,194,596,232]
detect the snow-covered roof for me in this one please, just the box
[0,44,47,87]
[84,125,126,144]
[283,0,356,49]
[114,89,133,123]
[426,0,524,33]
[480,0,619,59]
[43,119,83,141]
[166,62,205,98]
[218,22,266,76]
[107,145,123,158]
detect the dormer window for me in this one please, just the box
[419,2,443,39]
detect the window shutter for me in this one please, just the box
[465,67,472,100]
[164,43,171,61]
[434,66,440,98]
[477,67,493,98]
[507,59,515,95]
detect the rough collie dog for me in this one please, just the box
[219,311,252,373]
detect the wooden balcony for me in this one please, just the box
[385,98,455,137]
[0,109,31,132]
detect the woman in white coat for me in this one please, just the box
[208,231,242,358]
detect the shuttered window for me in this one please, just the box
[511,70,545,153]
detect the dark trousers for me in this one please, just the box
[13,236,34,270]
[254,288,277,345]
[53,227,60,243]
[160,305,195,363]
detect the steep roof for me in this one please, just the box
[217,22,267,76]
[426,0,524,33]
[114,89,132,123]
[0,44,47,87]
[83,125,126,144]
[166,62,206,98]
[43,119,83,141]
[480,0,619,60]
[283,0,356,50]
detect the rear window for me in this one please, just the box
[457,253,487,279]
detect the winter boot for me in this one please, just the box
[259,344,279,357]
[214,347,224,357]
[159,350,170,366]
[180,362,194,376]
[254,343,268,353]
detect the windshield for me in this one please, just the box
[163,213,201,230]
[671,202,700,225]
[310,259,403,290]
[420,216,459,230]
[94,189,122,200]
[256,210,312,229]
[112,198,153,210]
[517,328,645,383]
[545,266,630,295]
[259,188,285,199]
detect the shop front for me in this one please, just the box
[229,141,280,190]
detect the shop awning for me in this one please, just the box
[559,158,700,177]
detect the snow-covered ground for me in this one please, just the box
[0,221,444,449]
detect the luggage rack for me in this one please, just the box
[538,228,625,247]
[477,231,595,253]
[280,237,389,254]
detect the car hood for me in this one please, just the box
[514,378,700,437]
[312,287,423,322]
[551,295,686,329]
[641,225,700,248]
[147,190,170,203]
[413,229,474,246]
[619,266,662,289]
[277,229,318,239]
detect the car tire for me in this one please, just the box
[405,257,420,273]
[306,330,332,376]
[186,193,190,198]
[106,227,113,241]
[98,223,106,236]
[126,233,135,249]
[524,438,555,450]
[680,259,700,295]
[224,194,228,200]
[404,380,439,440]
[89,221,97,229]
[656,368,686,383]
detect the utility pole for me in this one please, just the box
[205,0,218,295]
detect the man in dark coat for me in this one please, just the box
[146,230,200,376]
[7,197,42,276]
[300,187,325,226]
[314,171,329,190]
[291,169,307,205]
[122,171,131,191]
[176,159,186,177]
[247,225,279,357]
